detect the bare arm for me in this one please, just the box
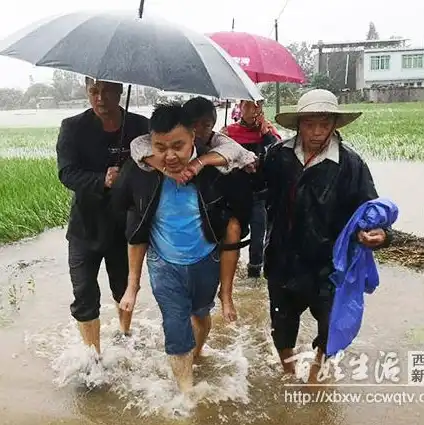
[128,243,148,290]
[208,132,257,173]
[119,243,148,312]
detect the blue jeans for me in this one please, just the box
[146,247,220,355]
[249,199,267,270]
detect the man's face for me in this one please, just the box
[241,100,263,125]
[298,114,336,150]
[194,116,216,144]
[87,80,122,118]
[151,125,195,174]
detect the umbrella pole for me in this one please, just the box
[118,84,132,165]
[139,0,145,18]
[223,17,235,127]
[224,100,230,127]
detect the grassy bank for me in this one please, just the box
[0,158,70,243]
[265,102,424,160]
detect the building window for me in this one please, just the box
[402,54,424,69]
[370,55,390,71]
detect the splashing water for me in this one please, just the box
[24,300,274,419]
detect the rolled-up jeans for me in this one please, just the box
[146,247,220,355]
[248,199,267,271]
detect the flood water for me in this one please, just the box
[1,108,424,424]
[1,228,424,425]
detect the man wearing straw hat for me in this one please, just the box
[262,89,391,382]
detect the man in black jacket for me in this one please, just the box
[115,103,252,393]
[263,89,391,382]
[56,77,149,355]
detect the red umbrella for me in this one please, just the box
[208,31,306,84]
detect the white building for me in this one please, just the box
[361,47,424,88]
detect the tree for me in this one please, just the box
[52,70,85,101]
[143,87,160,105]
[287,42,315,81]
[310,73,337,93]
[366,22,379,40]
[260,82,300,105]
[0,88,24,110]
[23,83,56,107]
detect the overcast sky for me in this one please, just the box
[0,0,423,89]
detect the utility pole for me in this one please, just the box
[232,18,235,31]
[275,19,280,114]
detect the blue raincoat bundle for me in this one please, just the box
[326,198,399,356]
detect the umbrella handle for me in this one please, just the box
[118,84,132,165]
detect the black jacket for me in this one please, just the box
[112,153,253,248]
[262,139,380,284]
[56,108,149,250]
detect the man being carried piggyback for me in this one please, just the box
[114,102,253,393]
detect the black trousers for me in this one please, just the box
[68,236,129,322]
[267,274,335,352]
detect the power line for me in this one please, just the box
[268,0,291,37]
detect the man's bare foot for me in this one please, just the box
[278,349,296,375]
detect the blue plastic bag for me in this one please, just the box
[326,198,399,357]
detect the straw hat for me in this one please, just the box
[275,89,362,130]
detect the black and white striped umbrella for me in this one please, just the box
[0,10,262,101]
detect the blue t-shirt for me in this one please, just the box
[150,176,217,265]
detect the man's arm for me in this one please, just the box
[130,134,155,171]
[119,243,148,312]
[206,132,257,173]
[56,119,106,197]
[128,243,148,292]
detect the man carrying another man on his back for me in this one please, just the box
[116,102,253,393]
[56,77,149,356]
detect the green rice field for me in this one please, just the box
[266,102,424,160]
[0,101,423,243]
[0,158,70,243]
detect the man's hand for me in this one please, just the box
[259,117,274,135]
[220,126,229,136]
[358,228,386,248]
[221,297,238,323]
[243,160,258,174]
[177,158,204,184]
[105,166,120,188]
[119,286,139,312]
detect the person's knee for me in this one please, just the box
[109,278,128,304]
[70,300,100,322]
[70,279,100,322]
[270,305,301,350]
[163,315,196,355]
[192,309,212,322]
